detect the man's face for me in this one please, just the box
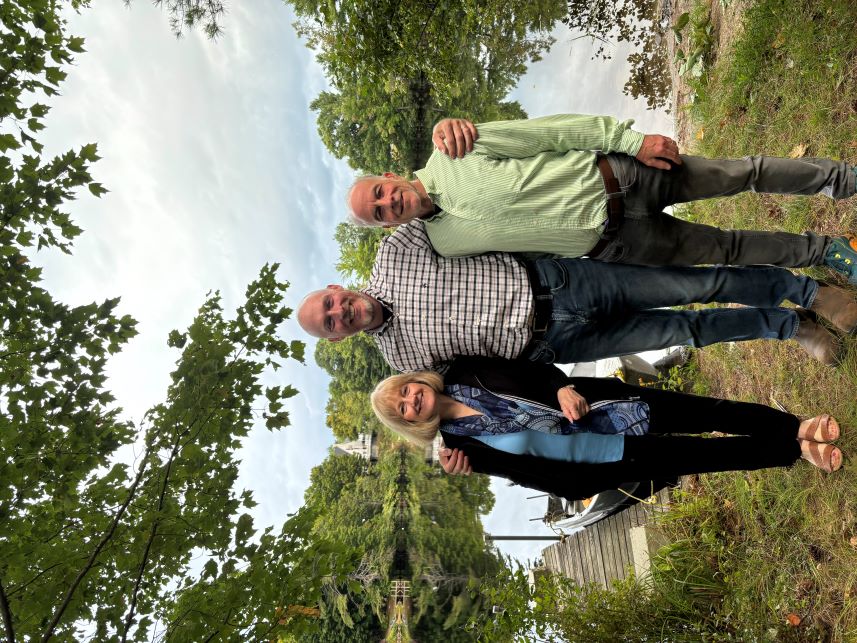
[349,174,428,226]
[297,286,381,340]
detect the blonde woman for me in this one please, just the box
[370,357,841,500]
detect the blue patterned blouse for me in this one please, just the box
[439,383,650,464]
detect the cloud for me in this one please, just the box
[33,0,350,533]
[33,4,674,564]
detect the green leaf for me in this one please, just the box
[289,340,306,363]
[0,133,21,152]
[674,12,690,30]
[67,36,85,53]
[87,182,108,197]
[235,513,254,546]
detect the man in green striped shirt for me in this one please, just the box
[347,113,857,284]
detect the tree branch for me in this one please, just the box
[0,578,16,643]
[39,444,153,642]
[120,431,182,642]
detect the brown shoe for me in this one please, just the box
[794,309,843,366]
[799,439,843,473]
[798,414,841,442]
[810,282,857,334]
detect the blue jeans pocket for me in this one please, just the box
[523,339,556,364]
[542,259,569,294]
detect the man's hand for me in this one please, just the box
[439,447,472,476]
[557,385,590,422]
[432,118,478,159]
[635,134,682,170]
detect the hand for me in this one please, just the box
[557,385,590,422]
[432,118,478,159]
[635,134,682,170]
[439,447,472,476]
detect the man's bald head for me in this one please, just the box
[297,285,383,340]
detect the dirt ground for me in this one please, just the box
[664,0,752,147]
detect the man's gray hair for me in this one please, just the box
[346,174,383,227]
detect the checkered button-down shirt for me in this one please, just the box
[363,221,534,372]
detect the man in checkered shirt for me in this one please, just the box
[297,221,855,371]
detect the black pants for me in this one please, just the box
[569,377,802,480]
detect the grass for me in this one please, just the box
[646,0,857,639]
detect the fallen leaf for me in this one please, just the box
[786,613,802,627]
[849,535,857,548]
[695,128,704,141]
[772,32,786,48]
[789,143,808,158]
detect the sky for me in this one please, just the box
[38,0,673,567]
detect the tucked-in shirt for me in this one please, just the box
[416,114,646,258]
[362,222,533,373]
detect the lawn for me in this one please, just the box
[650,0,857,639]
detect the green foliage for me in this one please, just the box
[0,2,352,640]
[314,332,392,441]
[333,222,387,285]
[564,0,670,109]
[672,6,715,80]
[139,0,225,38]
[291,0,563,173]
[302,598,386,642]
[624,30,671,111]
[306,451,370,508]
[2,258,323,641]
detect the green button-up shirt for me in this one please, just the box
[415,114,645,257]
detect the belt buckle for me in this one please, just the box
[532,295,551,334]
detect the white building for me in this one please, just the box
[332,432,378,462]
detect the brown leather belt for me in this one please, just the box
[587,154,625,258]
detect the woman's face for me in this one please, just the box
[395,381,436,422]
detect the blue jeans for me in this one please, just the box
[524,259,817,364]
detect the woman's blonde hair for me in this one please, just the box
[370,371,444,447]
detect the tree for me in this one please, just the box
[314,334,392,440]
[333,222,387,285]
[292,0,564,173]
[132,0,225,38]
[307,450,370,507]
[0,3,350,640]
[564,0,670,109]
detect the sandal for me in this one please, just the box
[799,439,843,473]
[798,415,840,442]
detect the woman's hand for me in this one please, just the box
[439,448,472,476]
[557,385,590,422]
